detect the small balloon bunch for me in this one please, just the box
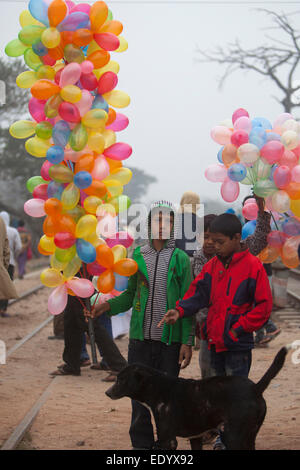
[6,0,138,314]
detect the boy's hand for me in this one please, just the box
[157,309,180,327]
[84,302,110,319]
[179,345,192,369]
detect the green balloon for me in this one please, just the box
[24,48,42,71]
[26,176,47,193]
[18,25,45,46]
[36,121,53,140]
[69,124,88,152]
[5,39,28,57]
[55,245,76,264]
[253,180,277,198]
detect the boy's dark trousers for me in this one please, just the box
[209,345,252,378]
[63,295,127,374]
[128,339,181,449]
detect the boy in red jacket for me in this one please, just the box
[159,213,272,378]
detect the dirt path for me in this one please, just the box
[1,286,299,451]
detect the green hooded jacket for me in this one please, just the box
[107,245,194,345]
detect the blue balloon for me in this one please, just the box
[92,94,109,113]
[217,146,224,163]
[57,12,90,32]
[251,117,272,130]
[76,239,96,264]
[242,220,256,240]
[52,121,71,148]
[227,163,247,182]
[32,41,48,56]
[29,0,49,26]
[114,274,129,292]
[74,171,92,189]
[249,127,267,149]
[46,146,65,164]
[225,208,235,214]
[266,132,281,142]
[47,181,64,200]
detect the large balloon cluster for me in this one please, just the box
[5,0,138,314]
[206,108,300,268]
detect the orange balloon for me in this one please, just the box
[87,50,110,69]
[73,29,93,47]
[100,20,123,36]
[285,182,300,200]
[43,216,57,237]
[75,154,95,174]
[106,158,122,172]
[258,245,280,264]
[48,0,68,27]
[38,243,52,256]
[114,259,138,276]
[61,31,74,46]
[222,144,237,167]
[90,1,108,32]
[67,288,76,296]
[106,107,117,126]
[97,269,115,293]
[48,44,64,60]
[58,214,76,235]
[96,244,114,268]
[84,180,107,198]
[31,80,61,100]
[44,198,63,217]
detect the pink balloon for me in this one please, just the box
[80,73,98,91]
[24,199,46,217]
[28,98,46,122]
[231,129,249,147]
[267,231,289,248]
[273,165,292,189]
[291,165,300,183]
[81,60,94,75]
[103,143,132,161]
[48,284,68,315]
[279,149,298,169]
[91,156,110,181]
[106,231,134,248]
[64,148,87,163]
[59,63,82,88]
[233,116,252,133]
[232,108,249,124]
[70,2,90,13]
[41,160,53,181]
[292,144,300,158]
[76,90,93,117]
[260,141,285,165]
[220,179,240,203]
[66,278,95,297]
[58,102,81,123]
[210,126,232,145]
[242,203,258,221]
[41,54,56,66]
[87,262,107,276]
[244,197,256,206]
[273,113,293,129]
[204,164,227,183]
[106,113,129,132]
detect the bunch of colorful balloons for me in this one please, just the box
[206,107,300,268]
[6,0,138,314]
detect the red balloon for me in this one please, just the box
[94,33,120,51]
[98,71,118,95]
[58,102,81,123]
[80,73,98,91]
[33,183,48,200]
[54,232,76,249]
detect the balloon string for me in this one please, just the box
[270,211,279,231]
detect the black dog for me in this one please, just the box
[106,346,289,450]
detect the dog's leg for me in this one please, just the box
[189,437,203,450]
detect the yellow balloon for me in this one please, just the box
[82,109,108,129]
[50,253,67,271]
[10,120,36,139]
[76,214,98,239]
[16,71,37,88]
[290,199,300,217]
[40,235,56,254]
[103,90,130,108]
[112,244,127,263]
[105,180,123,198]
[115,36,128,53]
[87,131,105,153]
[60,85,82,103]
[63,255,82,280]
[103,129,116,149]
[86,39,101,56]
[25,136,50,157]
[96,203,116,218]
[19,10,44,27]
[84,195,103,214]
[40,268,63,287]
[85,232,106,247]
[41,27,61,49]
[109,167,132,185]
[61,183,80,211]
[94,60,120,79]
[36,65,56,80]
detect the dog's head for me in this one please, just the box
[105,363,156,401]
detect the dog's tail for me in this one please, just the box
[254,346,290,395]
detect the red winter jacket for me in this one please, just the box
[176,248,272,352]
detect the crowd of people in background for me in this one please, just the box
[0,191,293,450]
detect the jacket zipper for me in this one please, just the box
[226,277,232,296]
[149,250,160,340]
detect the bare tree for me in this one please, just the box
[197,9,300,114]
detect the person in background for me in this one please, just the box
[175,191,201,258]
[0,212,21,317]
[0,216,18,315]
[17,220,32,279]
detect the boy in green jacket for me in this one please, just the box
[89,201,194,449]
